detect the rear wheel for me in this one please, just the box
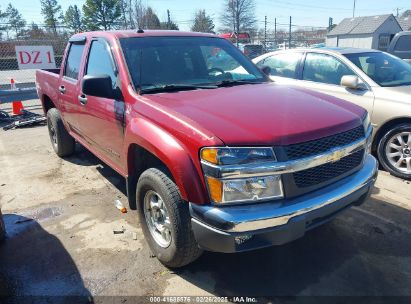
[47,108,75,157]
[136,168,202,268]
[378,124,411,180]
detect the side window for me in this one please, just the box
[394,36,411,52]
[86,40,117,88]
[64,43,85,80]
[303,53,355,85]
[262,53,302,79]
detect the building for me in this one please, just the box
[326,14,402,51]
[396,16,411,31]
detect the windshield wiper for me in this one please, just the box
[214,79,264,87]
[140,84,217,94]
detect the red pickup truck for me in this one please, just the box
[36,30,378,268]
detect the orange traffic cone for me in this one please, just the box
[10,79,24,115]
[12,101,24,115]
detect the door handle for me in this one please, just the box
[58,85,66,94]
[78,94,87,105]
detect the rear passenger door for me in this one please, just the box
[297,52,375,114]
[58,40,86,133]
[256,52,303,85]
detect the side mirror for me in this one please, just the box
[261,65,271,76]
[341,75,363,90]
[82,74,115,99]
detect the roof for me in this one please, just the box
[318,47,380,54]
[396,16,411,31]
[72,30,217,39]
[258,47,381,60]
[328,14,395,36]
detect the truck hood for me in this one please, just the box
[146,83,365,146]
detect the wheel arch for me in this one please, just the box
[124,119,208,210]
[41,94,56,114]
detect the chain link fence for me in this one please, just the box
[0,39,67,89]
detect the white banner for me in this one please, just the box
[15,45,56,70]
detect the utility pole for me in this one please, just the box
[264,16,267,52]
[328,17,333,31]
[167,9,171,29]
[274,18,277,47]
[289,16,292,49]
[353,0,356,18]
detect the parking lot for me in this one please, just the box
[0,101,411,299]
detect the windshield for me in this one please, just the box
[120,36,267,93]
[344,52,411,87]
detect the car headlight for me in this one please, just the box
[201,147,284,204]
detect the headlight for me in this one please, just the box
[201,147,276,165]
[362,112,371,133]
[201,147,283,204]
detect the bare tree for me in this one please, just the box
[132,0,146,29]
[220,0,256,34]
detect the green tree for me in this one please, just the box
[0,6,9,40]
[40,0,63,36]
[401,10,411,18]
[6,4,26,38]
[160,21,179,30]
[83,0,121,30]
[191,9,215,33]
[140,7,160,29]
[64,5,83,33]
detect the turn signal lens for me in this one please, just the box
[201,148,218,164]
[206,176,223,203]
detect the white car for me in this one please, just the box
[253,48,411,179]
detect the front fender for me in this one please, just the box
[123,116,210,204]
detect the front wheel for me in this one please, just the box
[378,124,411,180]
[136,168,202,268]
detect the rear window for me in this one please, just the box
[394,36,411,51]
[64,43,85,80]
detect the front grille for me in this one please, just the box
[284,126,364,160]
[293,149,364,188]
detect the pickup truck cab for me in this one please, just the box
[387,31,411,63]
[36,30,378,268]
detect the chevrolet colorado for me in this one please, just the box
[35,30,378,268]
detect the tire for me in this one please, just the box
[47,108,75,157]
[377,123,411,180]
[136,168,203,268]
[0,209,5,243]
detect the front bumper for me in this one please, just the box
[190,154,378,253]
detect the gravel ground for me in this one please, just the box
[1,100,411,301]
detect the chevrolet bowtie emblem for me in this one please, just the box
[328,150,346,163]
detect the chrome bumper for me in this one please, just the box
[190,154,378,233]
